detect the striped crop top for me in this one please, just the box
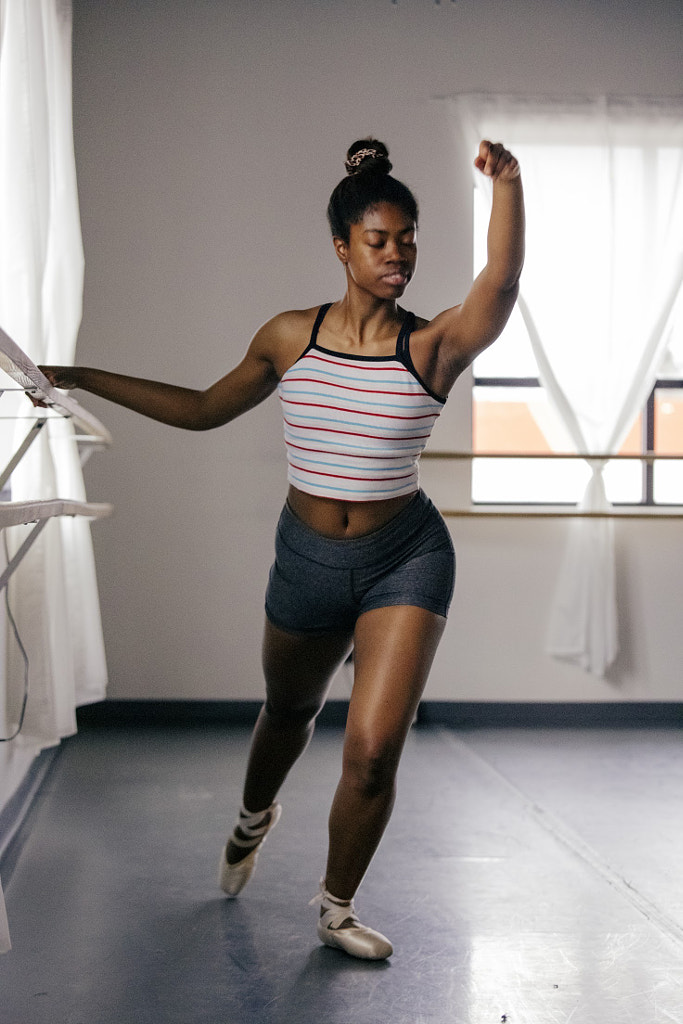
[278,302,446,502]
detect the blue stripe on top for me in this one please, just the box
[278,305,446,502]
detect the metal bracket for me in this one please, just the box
[0,419,47,492]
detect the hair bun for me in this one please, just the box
[344,138,392,177]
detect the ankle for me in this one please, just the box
[226,802,278,864]
[315,879,357,926]
[320,877,355,905]
[322,888,351,906]
[239,802,274,825]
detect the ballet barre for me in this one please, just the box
[0,499,112,592]
[421,449,683,518]
[0,327,112,592]
[438,508,683,519]
[422,450,683,461]
[0,325,112,445]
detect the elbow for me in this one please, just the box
[485,258,523,297]
[488,271,521,300]
[504,275,521,299]
[184,415,224,432]
[182,393,228,432]
[489,245,524,295]
[500,253,524,294]
[501,248,524,293]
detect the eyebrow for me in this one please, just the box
[362,227,415,236]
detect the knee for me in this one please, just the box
[263,697,322,731]
[342,736,401,798]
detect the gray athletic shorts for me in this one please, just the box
[265,489,455,634]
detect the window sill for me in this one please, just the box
[441,505,683,519]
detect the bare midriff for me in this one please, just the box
[286,484,416,539]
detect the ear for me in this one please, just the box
[333,236,349,265]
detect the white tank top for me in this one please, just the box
[278,303,446,502]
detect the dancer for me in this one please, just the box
[38,138,524,960]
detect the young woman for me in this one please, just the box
[39,138,524,960]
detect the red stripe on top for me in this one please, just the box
[283,417,431,443]
[286,441,412,461]
[289,463,413,484]
[283,376,421,397]
[281,399,438,422]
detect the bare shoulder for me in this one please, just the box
[250,305,322,379]
[260,306,320,336]
[411,305,464,337]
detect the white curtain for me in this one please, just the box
[660,290,683,377]
[0,0,107,751]
[451,94,683,676]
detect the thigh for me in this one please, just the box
[344,604,447,761]
[356,500,455,622]
[262,617,354,717]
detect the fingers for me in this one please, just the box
[474,140,520,181]
[38,365,59,388]
[27,392,49,409]
[38,365,77,390]
[25,366,77,408]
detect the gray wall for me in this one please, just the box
[73,0,683,703]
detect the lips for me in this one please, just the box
[382,270,410,286]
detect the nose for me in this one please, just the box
[384,239,403,262]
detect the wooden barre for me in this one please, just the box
[423,450,682,461]
[440,508,683,520]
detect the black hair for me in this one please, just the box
[326,138,419,243]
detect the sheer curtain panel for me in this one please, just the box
[450,94,683,676]
[0,0,107,750]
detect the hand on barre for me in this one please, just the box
[25,365,79,408]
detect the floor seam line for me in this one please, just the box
[436,727,683,952]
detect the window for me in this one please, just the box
[466,112,683,506]
[472,372,683,505]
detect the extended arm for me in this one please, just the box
[426,141,525,387]
[39,323,281,431]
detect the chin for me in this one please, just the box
[378,282,408,299]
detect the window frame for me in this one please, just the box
[472,374,683,507]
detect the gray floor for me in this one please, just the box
[1,722,683,1024]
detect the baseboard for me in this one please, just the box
[76,699,350,728]
[76,699,683,730]
[416,701,683,728]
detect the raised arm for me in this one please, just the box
[38,319,284,431]
[423,141,525,389]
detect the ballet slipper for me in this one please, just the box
[218,802,281,897]
[309,878,393,960]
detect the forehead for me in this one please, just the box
[357,202,416,233]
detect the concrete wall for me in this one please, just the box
[71,0,683,704]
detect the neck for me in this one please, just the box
[335,291,403,344]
